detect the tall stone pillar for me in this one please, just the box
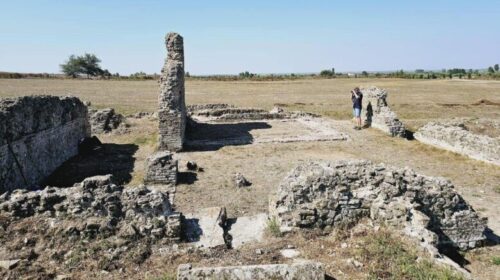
[158,32,186,151]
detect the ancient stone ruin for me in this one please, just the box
[360,87,406,137]
[270,160,487,251]
[187,103,318,121]
[0,175,182,242]
[158,32,187,152]
[144,151,178,186]
[0,96,90,192]
[414,120,500,166]
[88,107,126,134]
[177,261,325,280]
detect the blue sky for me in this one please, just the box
[1,0,499,75]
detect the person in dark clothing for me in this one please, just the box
[351,87,363,130]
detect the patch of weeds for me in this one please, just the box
[133,132,158,146]
[356,230,464,280]
[494,185,500,194]
[492,256,500,265]
[267,217,283,238]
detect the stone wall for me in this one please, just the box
[414,121,500,166]
[0,175,182,242]
[144,151,178,186]
[270,160,487,250]
[360,87,406,137]
[158,32,186,151]
[0,96,90,192]
[177,261,324,280]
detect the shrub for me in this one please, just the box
[266,217,283,237]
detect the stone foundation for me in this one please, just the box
[0,175,182,242]
[158,32,186,151]
[360,87,406,137]
[270,160,487,250]
[144,151,178,186]
[0,96,90,192]
[414,121,500,166]
[88,108,126,134]
[177,261,325,280]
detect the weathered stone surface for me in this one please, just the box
[88,108,126,134]
[184,207,227,248]
[229,213,268,249]
[0,175,181,241]
[414,121,500,166]
[360,87,406,137]
[158,32,186,151]
[0,96,90,192]
[177,261,325,280]
[188,103,319,121]
[270,160,487,250]
[234,173,251,188]
[0,259,20,270]
[144,151,178,186]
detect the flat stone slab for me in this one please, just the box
[177,260,325,280]
[230,213,268,249]
[186,118,348,149]
[0,259,20,270]
[184,207,226,248]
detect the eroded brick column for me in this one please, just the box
[158,32,186,151]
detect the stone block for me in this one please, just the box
[177,261,325,280]
[144,151,177,186]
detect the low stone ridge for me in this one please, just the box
[177,261,325,280]
[0,175,181,241]
[144,151,178,186]
[270,160,487,251]
[360,87,406,137]
[88,108,126,134]
[414,121,500,166]
[188,103,319,121]
[0,95,90,192]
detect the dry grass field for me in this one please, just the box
[1,78,499,279]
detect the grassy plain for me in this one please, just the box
[1,78,499,279]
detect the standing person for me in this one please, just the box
[351,87,363,130]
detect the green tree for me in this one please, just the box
[495,64,499,72]
[60,55,84,78]
[488,66,495,74]
[361,71,368,77]
[60,53,105,78]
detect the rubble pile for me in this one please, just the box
[270,160,487,251]
[0,175,182,242]
[88,108,126,134]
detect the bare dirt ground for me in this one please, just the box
[1,78,499,279]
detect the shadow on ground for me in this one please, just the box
[44,143,138,187]
[185,121,272,151]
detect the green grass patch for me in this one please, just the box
[266,217,283,238]
[132,132,158,146]
[492,256,500,265]
[356,230,464,280]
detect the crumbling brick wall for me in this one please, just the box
[270,160,487,250]
[361,87,406,137]
[414,121,500,166]
[158,32,186,151]
[0,96,90,192]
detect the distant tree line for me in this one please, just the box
[1,55,499,81]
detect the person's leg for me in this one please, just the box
[355,108,362,129]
